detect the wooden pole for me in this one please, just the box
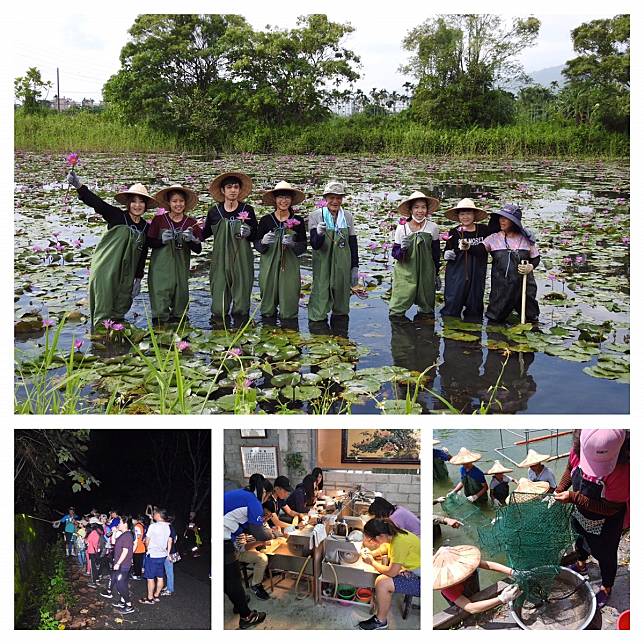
[520,260,528,324]
[514,430,574,446]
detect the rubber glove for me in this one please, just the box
[261,230,276,245]
[316,221,327,235]
[181,229,197,243]
[161,229,174,245]
[282,234,295,247]
[466,495,476,503]
[435,275,442,291]
[434,496,446,503]
[499,584,521,604]
[444,249,456,261]
[518,263,534,275]
[400,235,412,250]
[131,278,142,298]
[351,267,359,287]
[239,223,251,238]
[66,170,82,189]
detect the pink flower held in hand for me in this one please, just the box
[176,340,190,352]
[42,318,55,328]
[66,152,80,167]
[111,323,125,332]
[156,207,167,217]
[237,211,250,222]
[102,319,114,330]
[315,199,327,208]
[74,339,84,350]
[439,231,451,241]
[398,218,408,226]
[284,218,299,229]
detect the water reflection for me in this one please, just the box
[439,338,485,413]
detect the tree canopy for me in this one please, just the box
[14,67,52,113]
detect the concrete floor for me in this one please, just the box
[224,575,421,630]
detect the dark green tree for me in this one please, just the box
[560,14,629,131]
[14,67,52,113]
[401,15,540,127]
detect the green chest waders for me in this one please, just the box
[148,238,191,322]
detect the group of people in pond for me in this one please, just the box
[66,169,540,330]
[433,430,629,616]
[53,504,202,616]
[224,469,421,630]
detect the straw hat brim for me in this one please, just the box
[209,172,253,201]
[449,448,482,465]
[432,439,441,446]
[153,186,199,212]
[433,545,481,590]
[487,462,514,475]
[262,188,306,207]
[398,194,440,217]
[114,186,159,209]
[507,478,550,503]
[443,206,489,223]
[517,450,551,468]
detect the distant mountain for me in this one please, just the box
[501,64,566,94]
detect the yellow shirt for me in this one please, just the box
[390,531,421,572]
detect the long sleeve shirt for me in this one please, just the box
[254,213,307,256]
[201,202,258,242]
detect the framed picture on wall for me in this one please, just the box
[240,446,279,478]
[240,429,267,438]
[341,429,421,464]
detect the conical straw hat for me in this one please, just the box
[506,477,550,504]
[443,197,489,223]
[518,449,551,468]
[432,439,441,446]
[398,190,440,217]
[261,180,306,206]
[449,447,481,465]
[114,183,159,209]
[486,460,513,475]
[433,545,481,590]
[153,184,199,212]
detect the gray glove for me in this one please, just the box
[499,584,521,604]
[444,249,456,261]
[161,229,174,245]
[67,170,82,189]
[351,267,359,287]
[261,231,277,245]
[282,234,295,247]
[316,221,327,236]
[400,235,412,250]
[131,278,142,299]
[181,229,197,243]
[239,223,251,238]
[435,275,442,291]
[517,262,534,275]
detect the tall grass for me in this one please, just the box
[15,111,628,158]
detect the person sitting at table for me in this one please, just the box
[358,518,421,630]
[263,476,294,530]
[283,475,316,519]
[311,467,325,498]
[368,496,421,537]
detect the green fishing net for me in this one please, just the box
[439,493,491,542]
[477,492,577,604]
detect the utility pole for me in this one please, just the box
[56,67,60,112]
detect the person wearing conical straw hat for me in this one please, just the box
[483,204,540,324]
[433,438,452,482]
[486,460,518,507]
[147,185,202,323]
[441,197,495,320]
[66,169,159,327]
[434,545,520,613]
[518,449,557,491]
[255,181,307,323]
[202,171,257,324]
[389,190,441,319]
[308,180,359,329]
[447,448,488,504]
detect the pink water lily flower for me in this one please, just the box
[547,272,558,282]
[32,244,44,253]
[111,323,125,332]
[66,152,80,167]
[54,242,64,252]
[102,319,114,330]
[315,199,327,208]
[156,207,167,216]
[622,236,630,245]
[227,347,243,357]
[367,241,379,250]
[237,212,250,222]
[42,318,55,328]
[439,231,451,241]
[73,239,83,249]
[398,217,408,226]
[176,340,191,351]
[74,339,84,350]
[284,218,299,229]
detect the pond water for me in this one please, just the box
[14,152,629,414]
[433,428,574,613]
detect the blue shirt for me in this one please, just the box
[59,514,76,533]
[433,448,451,462]
[224,489,265,540]
[460,465,486,484]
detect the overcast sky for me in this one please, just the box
[8,4,620,103]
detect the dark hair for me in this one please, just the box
[311,467,324,491]
[368,497,396,518]
[363,518,408,539]
[222,177,241,188]
[167,189,187,202]
[300,474,316,507]
[126,194,149,208]
[155,508,169,522]
[118,515,134,532]
[571,429,582,457]
[273,189,295,200]
[246,473,273,500]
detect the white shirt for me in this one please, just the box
[528,466,557,489]
[394,219,439,245]
[146,521,171,558]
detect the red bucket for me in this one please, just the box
[616,610,630,630]
[356,588,373,603]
